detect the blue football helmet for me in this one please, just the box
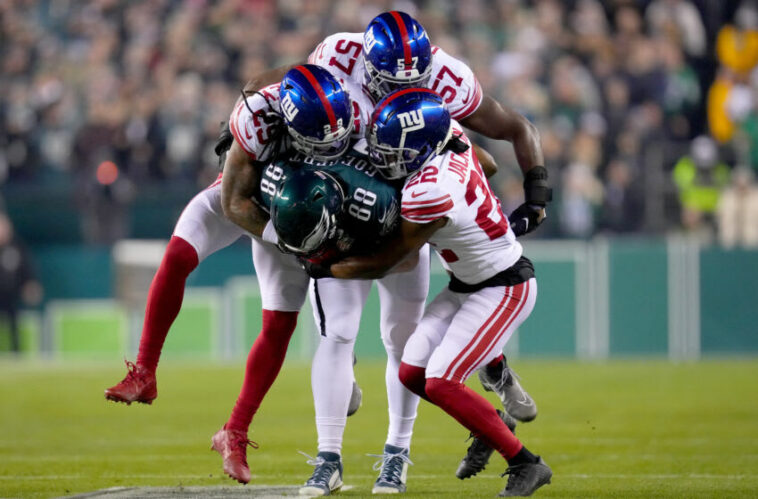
[368,88,452,180]
[363,11,433,100]
[279,64,354,161]
[270,168,345,258]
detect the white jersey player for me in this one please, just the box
[317,88,553,498]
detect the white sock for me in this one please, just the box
[312,335,354,454]
[384,350,419,450]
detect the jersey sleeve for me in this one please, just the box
[429,46,483,121]
[401,176,455,224]
[307,32,365,79]
[228,83,282,162]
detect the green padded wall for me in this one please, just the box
[700,248,758,353]
[608,240,668,355]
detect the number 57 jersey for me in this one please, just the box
[401,123,522,285]
[309,33,483,121]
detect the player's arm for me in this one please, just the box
[471,142,497,178]
[327,218,446,280]
[459,96,543,175]
[461,96,550,234]
[220,141,268,236]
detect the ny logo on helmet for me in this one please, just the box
[281,93,299,122]
[398,109,424,130]
[397,109,425,149]
[364,27,377,54]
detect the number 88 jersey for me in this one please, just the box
[258,145,401,255]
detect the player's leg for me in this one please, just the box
[422,279,551,496]
[213,238,310,484]
[105,180,245,404]
[371,248,430,494]
[300,278,371,496]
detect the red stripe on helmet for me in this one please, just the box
[371,87,438,123]
[390,11,413,70]
[294,65,338,133]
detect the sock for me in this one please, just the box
[384,354,419,450]
[226,310,298,432]
[507,445,539,466]
[425,377,523,460]
[398,362,431,402]
[136,236,199,372]
[312,336,354,454]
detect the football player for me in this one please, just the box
[305,89,553,497]
[103,65,363,484]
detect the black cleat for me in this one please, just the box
[498,457,552,497]
[456,410,517,479]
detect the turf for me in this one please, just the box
[1,358,757,498]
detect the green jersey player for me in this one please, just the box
[259,146,402,264]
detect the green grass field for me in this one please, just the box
[1,358,757,498]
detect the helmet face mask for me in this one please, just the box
[279,64,354,162]
[364,56,432,102]
[287,118,353,161]
[362,11,433,101]
[368,89,452,180]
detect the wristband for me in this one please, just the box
[523,166,552,206]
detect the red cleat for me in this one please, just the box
[211,426,258,484]
[104,360,157,405]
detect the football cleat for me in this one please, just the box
[104,360,157,405]
[499,457,552,497]
[456,410,517,480]
[479,358,537,422]
[299,451,343,496]
[371,444,413,494]
[211,426,258,484]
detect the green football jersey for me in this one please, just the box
[257,148,401,253]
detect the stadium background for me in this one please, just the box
[1,1,758,498]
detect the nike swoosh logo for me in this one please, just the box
[411,191,427,198]
[522,217,529,230]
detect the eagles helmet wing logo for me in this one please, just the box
[280,93,299,122]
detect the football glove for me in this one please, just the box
[509,203,546,237]
[299,258,334,279]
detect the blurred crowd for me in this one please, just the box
[1,0,758,245]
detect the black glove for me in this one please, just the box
[509,203,546,237]
[214,121,234,168]
[299,258,334,279]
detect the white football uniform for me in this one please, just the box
[399,125,537,381]
[309,33,484,121]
